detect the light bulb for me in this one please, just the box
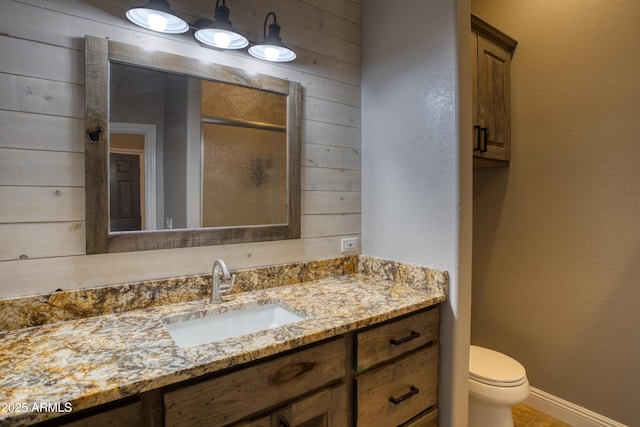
[213,32,231,48]
[264,47,280,62]
[147,13,168,32]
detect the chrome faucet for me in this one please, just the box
[210,259,236,303]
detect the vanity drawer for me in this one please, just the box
[356,345,438,427]
[356,307,439,371]
[164,337,346,427]
[401,408,438,427]
[57,401,143,426]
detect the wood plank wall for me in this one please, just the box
[0,0,361,298]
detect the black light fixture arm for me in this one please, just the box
[263,12,278,38]
[214,0,230,21]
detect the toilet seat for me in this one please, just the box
[469,345,527,387]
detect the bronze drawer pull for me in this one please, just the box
[480,127,489,153]
[390,330,421,346]
[272,361,315,384]
[389,385,420,405]
[279,419,290,427]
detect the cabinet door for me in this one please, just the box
[401,408,438,427]
[164,338,346,427]
[356,345,438,427]
[57,401,143,427]
[235,415,271,427]
[475,35,512,161]
[273,384,348,427]
[356,308,439,372]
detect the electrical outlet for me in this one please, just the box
[341,237,359,253]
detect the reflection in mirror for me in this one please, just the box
[109,64,288,232]
[202,123,287,227]
[84,36,301,253]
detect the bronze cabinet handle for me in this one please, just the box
[473,125,482,151]
[390,330,421,346]
[389,386,420,405]
[480,127,489,153]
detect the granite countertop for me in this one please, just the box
[0,257,447,426]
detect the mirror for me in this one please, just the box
[84,36,301,254]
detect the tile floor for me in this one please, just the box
[513,404,572,427]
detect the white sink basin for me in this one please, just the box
[162,303,306,348]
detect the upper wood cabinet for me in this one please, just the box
[471,15,517,167]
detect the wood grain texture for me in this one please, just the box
[356,346,438,427]
[57,401,143,427]
[285,383,348,426]
[0,0,362,294]
[471,15,517,165]
[301,191,360,215]
[164,338,346,427]
[0,187,84,223]
[84,36,302,253]
[302,213,360,239]
[0,73,83,118]
[356,308,439,372]
[0,149,84,187]
[84,35,109,255]
[303,143,360,170]
[0,111,84,152]
[0,222,85,260]
[402,408,438,427]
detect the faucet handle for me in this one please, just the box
[219,273,236,293]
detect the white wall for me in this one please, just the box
[361,1,472,425]
[0,0,361,298]
[471,1,640,424]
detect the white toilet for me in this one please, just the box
[468,345,530,427]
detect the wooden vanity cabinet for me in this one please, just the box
[33,306,441,427]
[355,307,440,426]
[471,14,517,168]
[236,384,347,427]
[401,409,439,427]
[164,337,347,426]
[55,400,144,427]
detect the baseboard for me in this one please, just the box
[525,387,628,427]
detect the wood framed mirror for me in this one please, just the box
[84,36,301,254]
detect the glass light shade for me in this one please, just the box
[126,1,189,34]
[248,44,296,62]
[194,27,249,49]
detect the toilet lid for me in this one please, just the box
[469,345,527,387]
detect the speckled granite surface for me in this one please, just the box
[0,256,447,426]
[0,257,359,331]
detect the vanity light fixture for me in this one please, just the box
[125,0,189,34]
[193,0,249,50]
[248,12,297,63]
[125,1,296,62]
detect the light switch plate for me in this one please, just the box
[341,237,359,253]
